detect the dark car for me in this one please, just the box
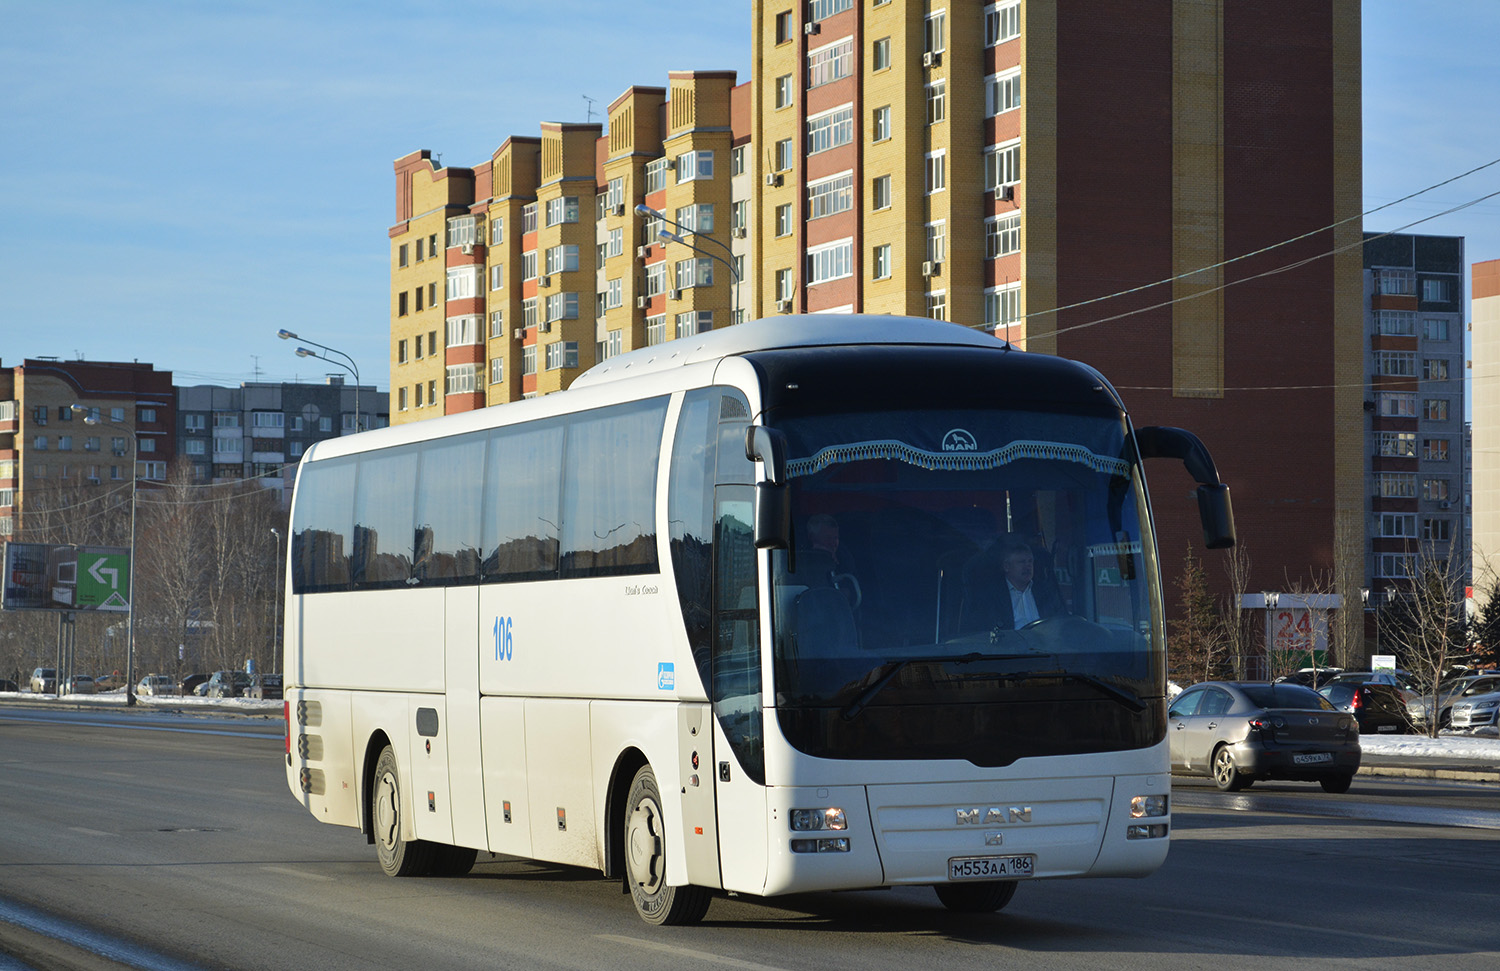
[1169,681,1361,793]
[0,679,19,693]
[247,673,283,700]
[205,670,253,698]
[1274,667,1344,689]
[179,673,209,696]
[1317,681,1413,734]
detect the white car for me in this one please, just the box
[136,674,181,697]
[1449,689,1500,730]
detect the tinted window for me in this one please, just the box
[415,434,485,584]
[481,419,564,582]
[1168,689,1203,719]
[668,390,718,687]
[291,455,356,593]
[352,446,418,589]
[1320,685,1354,705]
[559,397,667,577]
[1240,683,1333,710]
[1199,688,1232,716]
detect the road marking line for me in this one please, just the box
[69,827,118,838]
[261,866,334,882]
[596,934,789,971]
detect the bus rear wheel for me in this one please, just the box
[624,766,710,925]
[934,880,1018,913]
[372,745,438,877]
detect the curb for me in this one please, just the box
[1359,763,1500,784]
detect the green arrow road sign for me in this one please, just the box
[76,550,131,611]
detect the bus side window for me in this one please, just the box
[352,446,419,589]
[291,455,356,593]
[414,434,485,584]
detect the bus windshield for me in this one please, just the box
[768,405,1164,767]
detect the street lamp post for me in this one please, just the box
[75,405,138,706]
[269,526,282,673]
[636,204,741,324]
[278,329,363,432]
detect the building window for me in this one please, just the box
[1377,392,1417,417]
[1374,268,1415,295]
[986,1,1021,45]
[446,216,477,248]
[926,151,946,194]
[491,217,504,244]
[544,197,580,226]
[873,36,891,71]
[143,462,166,481]
[489,358,504,385]
[985,69,1022,116]
[606,277,623,310]
[446,266,479,300]
[415,286,424,312]
[522,298,538,329]
[289,442,303,458]
[1423,358,1450,381]
[645,158,670,193]
[1423,317,1450,340]
[446,315,482,346]
[1378,553,1415,579]
[398,244,409,268]
[57,435,72,450]
[1424,518,1452,542]
[1378,472,1417,498]
[1376,310,1417,336]
[926,81,946,124]
[872,174,891,210]
[607,227,624,258]
[398,291,409,316]
[1421,278,1452,302]
[1378,431,1416,457]
[184,413,206,431]
[544,244,580,275]
[807,173,854,219]
[428,380,437,405]
[675,150,714,182]
[808,38,853,88]
[926,221,947,264]
[808,0,851,20]
[675,258,714,290]
[985,141,1021,188]
[732,200,749,232]
[251,411,284,428]
[646,314,668,345]
[873,244,891,280]
[806,106,854,154]
[775,9,794,44]
[446,364,478,395]
[775,74,794,108]
[521,250,537,280]
[1421,478,1450,502]
[490,265,504,290]
[545,341,579,370]
[924,10,946,54]
[414,383,424,407]
[1379,513,1415,538]
[775,138,794,172]
[490,310,504,338]
[926,290,947,321]
[1376,350,1417,377]
[731,146,746,176]
[110,407,124,422]
[775,268,794,302]
[397,339,408,364]
[986,283,1023,330]
[1423,438,1450,462]
[187,439,208,455]
[806,240,854,285]
[1424,398,1450,421]
[986,212,1021,258]
[872,105,891,141]
[775,203,794,237]
[675,311,711,339]
[674,204,714,234]
[646,262,666,297]
[544,292,579,322]
[398,387,408,411]
[522,346,537,375]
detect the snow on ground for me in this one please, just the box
[1356,731,1500,760]
[0,689,280,713]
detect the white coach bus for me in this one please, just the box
[283,315,1235,924]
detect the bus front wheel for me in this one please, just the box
[373,745,438,877]
[934,880,1018,913]
[624,766,711,925]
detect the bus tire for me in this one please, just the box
[372,745,438,877]
[624,766,710,925]
[934,880,1018,913]
[432,844,478,877]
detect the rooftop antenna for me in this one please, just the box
[251,355,262,382]
[582,95,598,124]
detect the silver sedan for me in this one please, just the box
[1169,681,1361,793]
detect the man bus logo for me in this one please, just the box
[941,428,978,452]
[956,806,1032,825]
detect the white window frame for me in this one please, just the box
[806,239,854,286]
[807,37,853,88]
[544,196,580,226]
[986,211,1021,258]
[445,363,478,396]
[985,283,1023,330]
[446,265,479,300]
[985,1,1021,46]
[806,105,854,155]
[873,244,892,280]
[926,150,946,194]
[985,140,1021,188]
[446,315,482,347]
[807,172,854,220]
[985,68,1022,116]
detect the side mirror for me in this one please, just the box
[1134,426,1236,550]
[746,426,791,550]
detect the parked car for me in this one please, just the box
[94,672,128,692]
[1447,685,1500,731]
[1168,681,1361,793]
[1317,681,1413,734]
[205,670,253,698]
[247,673,283,700]
[1407,674,1500,729]
[1322,671,1421,705]
[62,675,97,695]
[1274,667,1345,689]
[179,673,209,696]
[136,674,181,697]
[0,679,19,693]
[30,667,57,693]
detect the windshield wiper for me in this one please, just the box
[839,652,1037,721]
[978,669,1148,713]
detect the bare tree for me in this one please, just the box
[1380,538,1468,738]
[1328,512,1367,672]
[1169,544,1230,684]
[1219,541,1254,680]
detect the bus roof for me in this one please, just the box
[570,314,1008,389]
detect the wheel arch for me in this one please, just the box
[603,746,650,880]
[360,729,394,844]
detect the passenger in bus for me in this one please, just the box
[959,536,1064,632]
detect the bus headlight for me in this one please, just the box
[790,807,846,831]
[1130,794,1168,818]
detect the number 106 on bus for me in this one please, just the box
[493,616,513,661]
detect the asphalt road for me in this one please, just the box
[2,706,1498,971]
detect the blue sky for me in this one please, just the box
[1,1,1497,392]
